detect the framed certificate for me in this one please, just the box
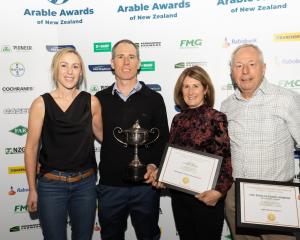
[156,144,222,195]
[236,178,300,232]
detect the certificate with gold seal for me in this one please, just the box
[236,178,300,232]
[156,144,222,195]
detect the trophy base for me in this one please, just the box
[124,164,147,182]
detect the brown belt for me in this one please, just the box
[42,168,95,183]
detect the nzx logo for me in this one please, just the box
[5,147,25,154]
[180,39,203,48]
[48,0,69,5]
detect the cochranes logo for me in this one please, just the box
[8,166,26,174]
[273,32,300,42]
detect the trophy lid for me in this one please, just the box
[126,120,148,134]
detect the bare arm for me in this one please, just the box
[91,95,103,143]
[24,96,45,212]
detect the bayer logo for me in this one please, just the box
[10,62,25,77]
[48,0,69,5]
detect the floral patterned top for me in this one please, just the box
[169,104,233,195]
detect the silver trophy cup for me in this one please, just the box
[113,120,160,182]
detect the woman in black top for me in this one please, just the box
[24,48,102,240]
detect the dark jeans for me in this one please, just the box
[97,184,160,240]
[171,189,225,240]
[37,171,97,240]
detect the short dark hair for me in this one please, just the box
[111,39,140,60]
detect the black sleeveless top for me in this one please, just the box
[39,91,96,172]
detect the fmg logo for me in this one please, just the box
[278,80,300,89]
[180,39,203,48]
[14,205,28,214]
[48,0,69,5]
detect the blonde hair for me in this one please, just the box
[51,48,86,89]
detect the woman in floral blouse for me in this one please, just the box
[155,66,232,240]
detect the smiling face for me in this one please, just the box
[231,46,266,99]
[56,52,82,90]
[111,42,140,83]
[182,76,207,109]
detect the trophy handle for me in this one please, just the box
[113,127,128,147]
[145,128,160,148]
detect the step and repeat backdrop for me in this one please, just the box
[1,0,300,239]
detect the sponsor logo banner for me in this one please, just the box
[3,108,29,114]
[140,61,155,71]
[5,147,25,154]
[9,126,28,136]
[94,42,112,52]
[273,32,300,42]
[8,166,26,174]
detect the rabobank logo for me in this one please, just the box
[94,223,101,232]
[280,58,300,65]
[46,45,76,52]
[48,0,69,5]
[88,64,112,72]
[8,186,29,195]
[222,37,257,48]
[10,62,25,77]
[8,186,16,196]
[273,32,300,42]
[140,61,155,71]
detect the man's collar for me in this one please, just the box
[112,81,142,95]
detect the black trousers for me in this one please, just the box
[171,190,225,240]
